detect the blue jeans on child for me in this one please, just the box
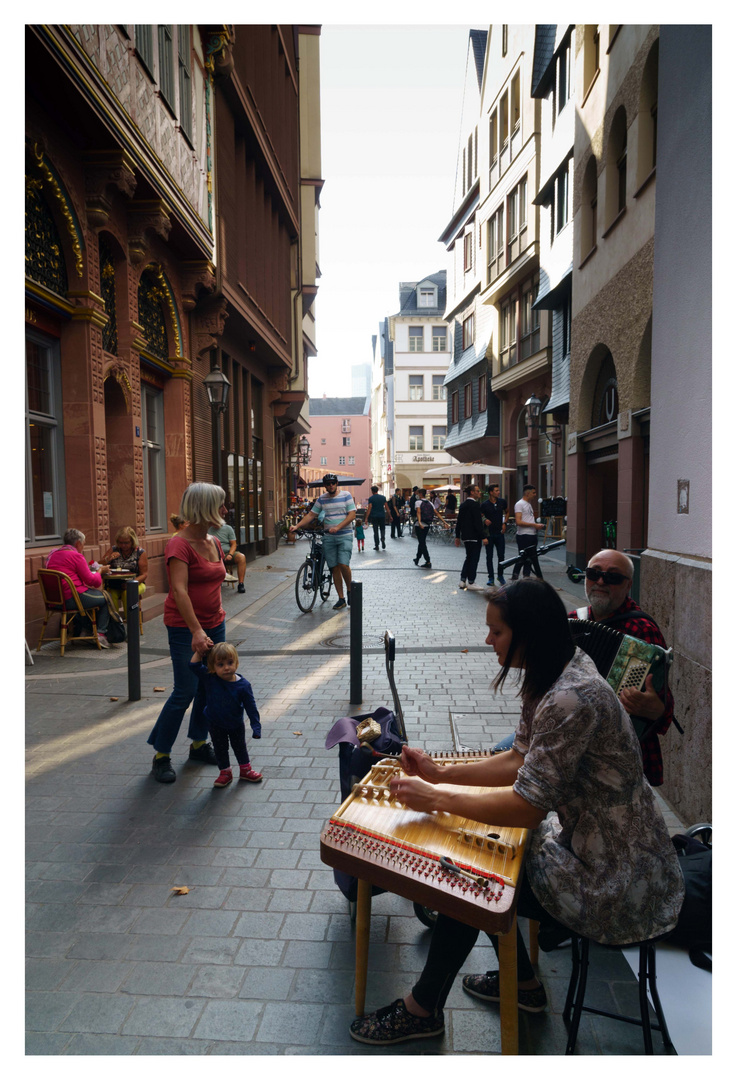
[146,621,226,754]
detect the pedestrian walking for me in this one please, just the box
[412,488,435,569]
[511,485,544,579]
[388,488,403,538]
[355,517,365,552]
[454,484,487,590]
[367,485,388,550]
[146,482,227,783]
[189,641,263,788]
[480,484,508,585]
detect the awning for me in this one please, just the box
[424,462,514,476]
[532,269,572,311]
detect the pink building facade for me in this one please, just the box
[307,396,371,508]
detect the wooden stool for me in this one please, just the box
[564,934,674,1054]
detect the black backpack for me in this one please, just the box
[664,832,712,970]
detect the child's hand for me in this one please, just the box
[251,726,262,739]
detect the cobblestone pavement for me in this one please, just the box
[26,530,684,1055]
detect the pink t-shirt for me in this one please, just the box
[45,546,103,600]
[163,534,226,629]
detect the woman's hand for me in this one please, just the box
[191,628,213,655]
[389,775,441,814]
[400,746,443,785]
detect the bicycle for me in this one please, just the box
[295,529,333,612]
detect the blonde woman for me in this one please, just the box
[146,483,227,783]
[100,527,148,608]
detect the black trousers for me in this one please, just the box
[210,724,250,770]
[371,520,386,547]
[414,525,430,564]
[485,534,506,580]
[411,873,565,1013]
[512,534,542,578]
[389,512,401,537]
[460,540,482,584]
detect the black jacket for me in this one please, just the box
[455,497,485,542]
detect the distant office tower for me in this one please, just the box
[352,363,371,398]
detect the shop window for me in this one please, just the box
[25,331,66,543]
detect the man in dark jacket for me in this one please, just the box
[454,485,488,590]
[367,486,388,550]
[480,483,508,586]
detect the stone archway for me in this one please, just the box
[104,369,136,538]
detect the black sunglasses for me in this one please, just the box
[585,567,628,585]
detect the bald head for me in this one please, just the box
[585,550,634,620]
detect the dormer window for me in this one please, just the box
[417,284,437,308]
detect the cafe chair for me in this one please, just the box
[36,569,103,656]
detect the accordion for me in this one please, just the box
[568,618,673,741]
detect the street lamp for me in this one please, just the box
[525,393,562,445]
[204,365,231,488]
[296,435,312,466]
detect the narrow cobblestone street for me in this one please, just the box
[26,532,685,1055]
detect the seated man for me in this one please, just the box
[209,508,246,594]
[571,548,677,787]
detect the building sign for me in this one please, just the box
[412,455,434,463]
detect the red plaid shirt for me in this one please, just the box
[569,597,675,786]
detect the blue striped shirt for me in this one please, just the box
[313,491,356,536]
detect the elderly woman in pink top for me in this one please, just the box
[45,528,112,648]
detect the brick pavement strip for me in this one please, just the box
[25,535,681,1055]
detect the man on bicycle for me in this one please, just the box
[289,474,356,610]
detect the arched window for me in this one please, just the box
[137,270,169,361]
[637,40,659,186]
[581,155,598,258]
[25,174,68,296]
[605,106,627,226]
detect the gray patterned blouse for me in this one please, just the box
[513,648,684,945]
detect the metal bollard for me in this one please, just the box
[349,580,362,704]
[126,579,141,702]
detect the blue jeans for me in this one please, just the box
[146,621,226,754]
[66,589,109,634]
[485,534,506,580]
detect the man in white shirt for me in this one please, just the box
[511,485,544,580]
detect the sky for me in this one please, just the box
[309,24,478,399]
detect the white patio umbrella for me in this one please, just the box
[430,484,460,492]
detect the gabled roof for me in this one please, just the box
[394,270,447,317]
[309,396,369,416]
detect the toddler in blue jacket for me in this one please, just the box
[190,641,263,788]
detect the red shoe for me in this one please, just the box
[239,764,262,783]
[213,769,232,788]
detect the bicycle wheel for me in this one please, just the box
[295,560,317,612]
[319,565,333,602]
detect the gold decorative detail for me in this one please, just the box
[146,263,182,358]
[33,144,84,278]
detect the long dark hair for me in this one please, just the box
[487,579,575,704]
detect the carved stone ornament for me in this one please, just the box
[204,26,236,80]
[83,151,137,230]
[267,369,289,405]
[192,296,229,358]
[127,200,172,264]
[181,260,217,311]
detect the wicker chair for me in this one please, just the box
[36,569,103,655]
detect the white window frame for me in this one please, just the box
[418,287,436,308]
[432,426,447,450]
[142,383,167,532]
[432,326,447,352]
[432,375,447,401]
[408,327,424,353]
[409,375,424,401]
[25,330,67,544]
[409,426,424,451]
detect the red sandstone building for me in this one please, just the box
[25,25,321,644]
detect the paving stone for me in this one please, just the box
[57,992,136,1034]
[66,934,134,961]
[120,961,198,996]
[239,966,296,1001]
[192,999,263,1042]
[255,1002,325,1043]
[122,935,190,962]
[58,960,135,993]
[181,937,242,965]
[26,958,79,991]
[121,996,205,1038]
[61,1033,140,1054]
